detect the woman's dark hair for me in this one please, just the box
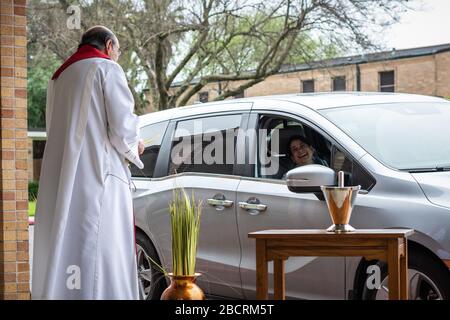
[78,26,116,50]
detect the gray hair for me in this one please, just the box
[79,26,117,51]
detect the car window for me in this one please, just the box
[130,121,168,178]
[332,146,352,173]
[332,145,376,190]
[255,114,375,190]
[257,115,331,180]
[168,114,242,175]
[320,102,450,170]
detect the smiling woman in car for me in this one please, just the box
[287,135,328,168]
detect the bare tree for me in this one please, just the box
[28,0,410,112]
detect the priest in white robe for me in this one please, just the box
[32,26,144,300]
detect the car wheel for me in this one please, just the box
[136,231,167,300]
[362,248,450,300]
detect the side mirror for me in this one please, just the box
[286,164,336,193]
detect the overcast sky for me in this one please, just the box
[382,0,450,50]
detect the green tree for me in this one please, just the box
[27,51,61,129]
[28,0,411,112]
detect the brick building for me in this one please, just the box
[175,43,450,106]
[0,0,30,300]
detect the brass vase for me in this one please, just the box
[160,273,205,300]
[321,185,360,233]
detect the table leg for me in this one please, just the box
[274,259,285,300]
[256,239,268,300]
[400,239,408,300]
[387,239,401,300]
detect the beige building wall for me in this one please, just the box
[246,65,358,96]
[436,51,450,98]
[360,55,438,95]
[178,65,360,107]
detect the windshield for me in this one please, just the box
[319,102,450,171]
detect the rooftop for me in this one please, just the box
[171,43,450,87]
[278,43,450,74]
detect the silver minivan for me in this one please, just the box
[131,92,450,300]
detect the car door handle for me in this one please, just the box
[207,199,234,208]
[239,202,267,212]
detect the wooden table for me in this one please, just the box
[248,229,414,300]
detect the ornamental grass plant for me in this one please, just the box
[170,188,202,276]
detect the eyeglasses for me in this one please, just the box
[116,47,121,56]
[106,39,121,57]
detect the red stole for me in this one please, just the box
[52,44,110,80]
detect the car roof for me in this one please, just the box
[270,92,446,109]
[139,92,447,126]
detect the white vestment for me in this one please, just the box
[32,58,144,300]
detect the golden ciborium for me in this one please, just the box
[321,171,360,233]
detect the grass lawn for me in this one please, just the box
[29,200,36,217]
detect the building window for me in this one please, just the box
[379,71,395,92]
[332,76,346,91]
[302,80,315,93]
[198,91,209,103]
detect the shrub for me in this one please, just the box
[29,181,39,201]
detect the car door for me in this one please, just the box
[236,111,346,300]
[142,111,250,299]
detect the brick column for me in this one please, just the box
[1,0,30,300]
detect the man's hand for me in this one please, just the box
[138,140,145,155]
